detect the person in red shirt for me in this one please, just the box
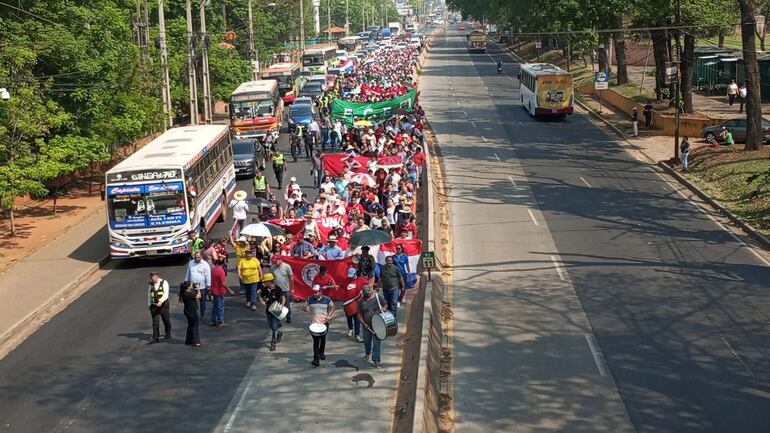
[210,258,234,326]
[311,266,339,292]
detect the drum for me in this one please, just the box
[342,293,362,317]
[371,311,397,340]
[309,322,328,337]
[269,301,289,320]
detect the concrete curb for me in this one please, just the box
[658,162,770,249]
[0,253,110,360]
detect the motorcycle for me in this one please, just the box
[497,63,502,74]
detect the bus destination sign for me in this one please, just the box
[107,169,181,183]
[231,92,271,102]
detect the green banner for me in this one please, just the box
[331,90,416,125]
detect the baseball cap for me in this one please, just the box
[149,272,159,276]
[290,177,297,182]
[262,273,275,282]
[347,268,357,278]
[312,284,321,292]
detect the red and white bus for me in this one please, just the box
[229,80,284,139]
[260,62,302,105]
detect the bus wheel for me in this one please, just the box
[217,192,227,222]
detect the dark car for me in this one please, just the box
[700,117,770,144]
[231,139,258,178]
[287,103,316,130]
[300,81,323,101]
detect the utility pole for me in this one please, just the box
[345,0,349,36]
[186,0,199,125]
[143,0,150,56]
[300,0,305,52]
[247,0,258,80]
[200,1,212,124]
[327,0,331,41]
[673,0,681,163]
[158,0,173,129]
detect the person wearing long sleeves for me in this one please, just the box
[185,251,211,318]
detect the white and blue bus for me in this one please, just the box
[104,125,235,259]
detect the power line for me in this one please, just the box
[0,1,59,25]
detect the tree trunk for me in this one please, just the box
[651,29,669,100]
[738,0,763,151]
[9,207,16,237]
[613,15,629,84]
[598,34,610,73]
[681,33,695,114]
[757,24,767,51]
[718,30,725,48]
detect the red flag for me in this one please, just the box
[316,215,347,242]
[323,153,371,177]
[278,255,359,301]
[377,239,423,270]
[268,218,305,236]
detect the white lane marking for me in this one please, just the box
[462,110,468,116]
[550,255,566,281]
[508,175,518,188]
[585,334,610,378]
[471,121,477,127]
[223,379,255,432]
[481,136,487,142]
[485,86,488,90]
[494,153,500,162]
[580,176,592,188]
[527,208,539,226]
[721,337,755,378]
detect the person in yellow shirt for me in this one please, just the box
[238,249,262,311]
[229,234,251,297]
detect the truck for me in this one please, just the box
[467,31,487,53]
[388,21,401,35]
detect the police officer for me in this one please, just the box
[271,149,286,189]
[147,272,171,344]
[253,168,271,200]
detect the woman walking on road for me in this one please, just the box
[179,281,202,347]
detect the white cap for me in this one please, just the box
[312,284,321,292]
[290,177,297,182]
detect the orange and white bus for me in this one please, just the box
[518,63,574,117]
[229,80,284,139]
[260,62,302,105]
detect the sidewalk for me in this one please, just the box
[0,207,108,358]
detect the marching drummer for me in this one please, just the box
[258,273,285,352]
[357,285,388,370]
[304,285,335,367]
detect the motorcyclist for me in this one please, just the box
[496,58,502,74]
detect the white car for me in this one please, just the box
[395,42,408,50]
[408,37,421,48]
[307,75,328,91]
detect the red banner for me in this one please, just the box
[279,255,366,301]
[323,153,371,177]
[316,215,346,242]
[361,84,407,98]
[268,218,305,236]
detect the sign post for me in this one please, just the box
[421,251,435,281]
[594,70,609,113]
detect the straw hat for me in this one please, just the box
[234,190,247,201]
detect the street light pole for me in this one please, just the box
[200,0,212,125]
[158,0,173,129]
[185,0,199,125]
[345,0,349,36]
[300,0,305,53]
[247,0,258,80]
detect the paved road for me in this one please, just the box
[422,27,770,433]
[0,136,399,433]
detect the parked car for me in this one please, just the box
[700,117,770,144]
[231,139,258,178]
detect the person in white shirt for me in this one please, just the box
[286,177,301,200]
[147,272,171,343]
[727,79,738,107]
[303,213,321,239]
[230,190,250,234]
[320,176,336,194]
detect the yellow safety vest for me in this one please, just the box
[149,280,166,304]
[253,175,267,191]
[272,153,285,165]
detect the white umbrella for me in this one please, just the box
[350,173,377,186]
[241,222,285,238]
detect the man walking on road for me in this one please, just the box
[738,84,747,113]
[357,285,387,369]
[252,168,270,200]
[186,251,212,319]
[643,101,653,128]
[259,273,285,351]
[271,256,294,323]
[631,107,639,137]
[727,79,738,107]
[305,285,335,367]
[378,256,405,319]
[272,149,286,189]
[680,137,690,172]
[147,272,171,344]
[210,258,233,326]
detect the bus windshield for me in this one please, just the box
[231,99,274,120]
[264,74,292,89]
[108,182,187,229]
[302,55,323,66]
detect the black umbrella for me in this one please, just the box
[349,229,393,247]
